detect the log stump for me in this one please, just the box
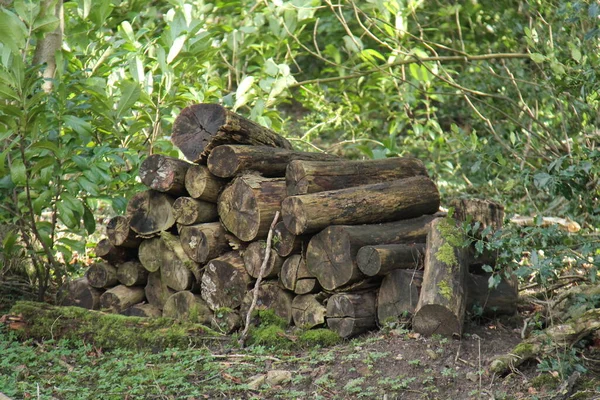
[126,190,176,235]
[106,215,142,248]
[160,231,201,291]
[201,252,252,311]
[272,221,309,257]
[117,260,149,286]
[145,271,176,310]
[326,292,378,338]
[172,197,218,225]
[86,262,119,288]
[280,255,319,295]
[100,285,145,313]
[291,293,328,329]
[139,154,191,196]
[95,238,134,264]
[377,270,423,325]
[184,164,227,203]
[243,241,284,279]
[163,291,213,324]
[179,222,234,264]
[240,282,294,326]
[467,273,518,316]
[138,237,166,272]
[57,277,103,310]
[357,243,426,277]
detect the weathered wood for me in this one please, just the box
[326,292,378,338]
[240,282,294,326]
[126,190,176,235]
[184,164,227,203]
[218,175,287,242]
[139,154,191,196]
[291,293,328,329]
[211,309,241,334]
[95,238,135,264]
[171,103,293,163]
[282,175,440,235]
[272,221,309,257]
[243,241,284,279]
[145,271,176,310]
[116,260,149,286]
[286,157,429,195]
[160,231,201,291]
[178,222,234,264]
[172,197,218,225]
[466,273,518,316]
[121,303,162,318]
[306,214,439,291]
[100,285,145,313]
[163,291,212,324]
[412,218,468,337]
[86,262,119,288]
[207,145,339,178]
[357,243,426,277]
[377,270,423,325]
[451,198,504,235]
[201,251,252,311]
[106,215,142,248]
[57,277,103,310]
[138,237,165,272]
[279,254,320,295]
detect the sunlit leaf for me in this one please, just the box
[32,15,59,34]
[115,80,141,119]
[167,35,187,64]
[0,9,27,55]
[10,160,26,186]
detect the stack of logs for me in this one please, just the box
[59,103,518,338]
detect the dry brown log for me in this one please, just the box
[211,309,241,334]
[178,222,234,264]
[145,271,176,310]
[106,215,142,248]
[86,262,119,288]
[326,292,378,338]
[138,237,165,272]
[116,260,149,286]
[243,241,284,279]
[207,145,339,178]
[279,254,320,295]
[126,190,176,235]
[357,243,426,277]
[160,231,201,291]
[121,303,162,318]
[272,221,309,257]
[171,103,293,163]
[184,164,227,203]
[240,282,294,326]
[139,154,191,196]
[286,157,429,196]
[291,293,328,329]
[466,273,518,316]
[412,218,468,337]
[201,251,252,311]
[95,238,135,264]
[306,214,439,291]
[57,277,103,310]
[377,270,423,325]
[162,291,212,324]
[282,175,440,235]
[172,197,218,225]
[218,175,287,242]
[100,285,145,313]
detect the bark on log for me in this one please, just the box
[326,292,378,338]
[306,214,439,291]
[145,271,176,310]
[116,260,149,286]
[100,285,145,313]
[184,164,227,203]
[377,270,423,325]
[243,241,284,279]
[106,215,142,248]
[412,218,468,337]
[160,231,201,291]
[172,197,218,225]
[211,309,241,334]
[139,154,191,196]
[282,175,440,235]
[207,145,338,178]
[450,198,504,235]
[86,262,119,288]
[286,157,429,196]
[291,293,328,329]
[126,190,176,235]
[121,303,162,318]
[201,251,252,311]
[171,103,293,163]
[218,175,287,242]
[357,243,426,277]
[57,277,103,310]
[272,221,309,257]
[163,291,212,324]
[178,222,234,264]
[138,237,166,272]
[240,282,294,326]
[466,273,518,316]
[95,238,135,264]
[279,254,320,295]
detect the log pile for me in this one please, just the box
[59,103,517,338]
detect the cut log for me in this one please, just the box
[138,237,166,272]
[466,273,518,316]
[306,214,439,291]
[211,309,241,334]
[326,292,378,338]
[121,303,162,318]
[243,241,284,279]
[218,175,287,242]
[116,260,149,286]
[291,293,328,329]
[139,154,191,196]
[57,277,103,310]
[184,164,227,203]
[240,282,294,326]
[145,271,176,310]
[201,251,252,311]
[163,291,212,324]
[412,218,468,337]
[100,285,145,313]
[282,175,440,235]
[126,190,176,235]
[279,254,320,295]
[357,243,426,277]
[272,221,309,257]
[160,231,201,291]
[86,262,119,288]
[179,222,234,264]
[377,270,423,325]
[286,157,429,195]
[207,145,339,178]
[171,103,293,163]
[106,215,142,248]
[95,238,135,264]
[172,197,218,225]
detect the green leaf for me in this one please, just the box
[10,160,26,186]
[167,35,187,64]
[0,9,27,55]
[32,15,59,34]
[534,172,552,189]
[32,189,52,214]
[82,204,96,234]
[63,115,93,137]
[78,176,99,195]
[30,156,56,176]
[115,80,140,119]
[62,192,84,216]
[56,198,79,229]
[31,140,59,155]
[529,53,545,63]
[120,21,136,42]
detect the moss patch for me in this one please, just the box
[298,329,341,347]
[437,279,453,300]
[434,217,466,266]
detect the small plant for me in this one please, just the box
[441,367,458,378]
[343,377,365,394]
[408,359,422,367]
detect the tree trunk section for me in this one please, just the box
[272,221,309,257]
[121,303,162,318]
[291,293,328,329]
[282,175,440,235]
[357,243,426,277]
[126,190,176,235]
[211,309,241,334]
[138,237,166,272]
[145,271,176,310]
[326,292,378,338]
[162,291,213,324]
[243,240,284,279]
[184,164,227,203]
[160,231,201,291]
[117,260,149,286]
[466,273,518,316]
[286,157,429,195]
[139,154,191,196]
[178,222,234,264]
[106,215,142,248]
[377,270,423,325]
[200,251,252,311]
[100,285,145,313]
[86,262,119,288]
[171,103,292,163]
[95,238,135,264]
[280,254,320,295]
[57,277,103,310]
[240,281,294,326]
[173,197,218,225]
[450,198,504,235]
[218,174,287,242]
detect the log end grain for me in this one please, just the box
[281,197,308,235]
[171,104,225,162]
[412,304,462,337]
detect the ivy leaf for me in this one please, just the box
[115,80,140,119]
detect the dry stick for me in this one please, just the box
[238,211,280,347]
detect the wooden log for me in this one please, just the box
[171,103,293,163]
[160,231,201,291]
[86,262,119,288]
[116,260,149,286]
[57,277,103,310]
[412,218,468,337]
[218,175,287,242]
[172,197,218,225]
[326,292,378,338]
[121,303,162,318]
[211,309,241,334]
[163,291,213,324]
[207,145,339,178]
[106,215,142,248]
[126,190,175,235]
[100,285,145,313]
[272,221,309,257]
[282,175,440,235]
[240,282,294,326]
[291,293,328,329]
[95,238,134,264]
[184,164,227,203]
[279,254,320,295]
[200,251,252,311]
[377,270,423,325]
[145,271,176,310]
[357,243,426,277]
[306,214,439,291]
[243,241,284,279]
[466,273,518,316]
[286,157,429,196]
[138,237,165,272]
[178,222,234,264]
[139,154,191,196]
